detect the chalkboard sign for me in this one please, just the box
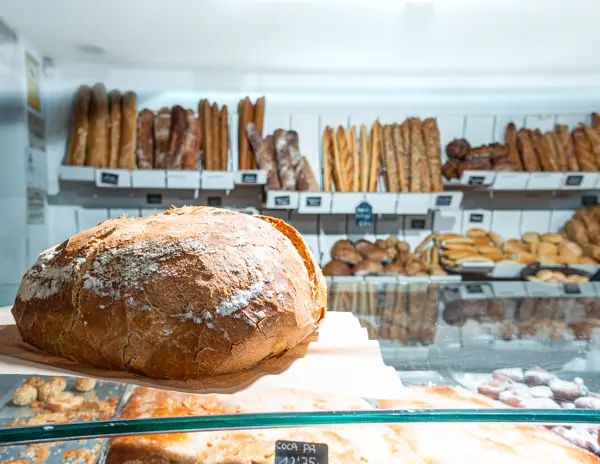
[146,194,162,204]
[306,196,322,207]
[355,202,373,227]
[566,175,583,186]
[469,213,484,223]
[410,219,426,229]
[468,176,485,186]
[207,196,222,207]
[100,172,119,185]
[435,195,452,207]
[582,195,598,206]
[275,196,291,206]
[241,173,258,183]
[275,441,328,464]
[465,284,484,294]
[563,283,581,295]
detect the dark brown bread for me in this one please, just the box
[556,125,579,171]
[422,118,443,192]
[517,129,540,171]
[153,107,171,169]
[12,207,327,381]
[573,128,598,171]
[166,105,186,169]
[85,83,109,167]
[238,98,253,170]
[382,125,399,192]
[274,129,296,190]
[505,123,522,170]
[136,109,154,169]
[117,92,137,170]
[211,103,220,169]
[108,90,121,168]
[409,118,424,192]
[593,113,600,132]
[295,156,320,191]
[246,123,280,190]
[286,130,302,168]
[218,106,229,171]
[182,110,200,170]
[67,86,91,166]
[199,100,213,170]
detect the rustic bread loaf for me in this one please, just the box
[12,207,327,381]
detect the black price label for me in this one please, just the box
[563,283,581,295]
[435,195,452,207]
[582,195,598,206]
[355,201,373,228]
[469,213,484,223]
[306,196,322,207]
[146,193,162,204]
[241,173,258,183]
[100,172,119,185]
[566,175,583,186]
[275,196,291,206]
[207,196,222,207]
[275,441,328,464]
[410,219,426,229]
[466,284,484,294]
[468,176,485,186]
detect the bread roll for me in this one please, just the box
[67,86,92,166]
[322,260,353,276]
[108,90,121,168]
[86,83,109,167]
[13,207,327,381]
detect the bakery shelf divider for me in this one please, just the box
[94,169,132,188]
[234,169,267,186]
[459,170,496,187]
[365,193,398,214]
[396,193,431,215]
[526,172,565,191]
[59,165,95,182]
[560,172,600,190]
[165,170,200,189]
[491,172,530,190]
[265,190,299,209]
[488,263,525,279]
[525,281,563,298]
[430,191,464,211]
[297,192,332,214]
[199,171,234,190]
[330,192,366,214]
[489,281,528,298]
[131,170,166,189]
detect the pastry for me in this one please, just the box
[108,90,121,168]
[556,124,580,171]
[166,105,186,169]
[274,129,296,190]
[38,377,67,401]
[12,207,327,381]
[322,260,353,276]
[67,85,91,166]
[382,124,399,192]
[75,377,97,392]
[422,118,443,192]
[369,121,382,192]
[573,128,598,171]
[153,107,171,169]
[136,109,155,169]
[85,83,109,167]
[446,139,471,160]
[12,383,37,406]
[505,123,523,170]
[517,129,540,171]
[24,376,45,388]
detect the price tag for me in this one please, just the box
[410,219,426,229]
[466,284,484,294]
[146,193,162,204]
[275,196,291,206]
[275,441,328,464]
[355,201,373,228]
[241,173,258,183]
[306,196,322,207]
[435,195,452,207]
[101,172,119,185]
[582,195,598,206]
[566,175,583,186]
[468,176,485,186]
[563,283,581,295]
[207,196,222,207]
[469,213,484,223]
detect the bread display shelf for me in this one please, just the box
[448,170,600,191]
[324,275,462,285]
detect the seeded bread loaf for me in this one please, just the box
[12,207,327,381]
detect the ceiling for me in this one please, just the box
[1,0,599,75]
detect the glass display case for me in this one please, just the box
[1,281,600,463]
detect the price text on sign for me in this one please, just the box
[355,201,373,228]
[466,284,484,294]
[469,213,484,223]
[306,196,322,207]
[101,172,119,185]
[241,173,258,183]
[468,176,485,186]
[410,219,426,229]
[563,283,581,295]
[566,175,583,186]
[275,441,328,464]
[146,193,162,204]
[435,195,452,207]
[275,196,291,206]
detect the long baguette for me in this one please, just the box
[136,109,155,169]
[409,118,423,192]
[286,130,301,168]
[254,97,265,137]
[517,129,539,171]
[351,127,360,192]
[167,105,186,169]
[274,129,296,190]
[573,127,598,171]
[117,92,137,170]
[544,132,562,171]
[322,126,333,192]
[219,105,229,171]
[211,103,219,169]
[359,124,369,191]
[238,98,252,170]
[392,124,408,192]
[86,83,109,168]
[368,121,381,192]
[505,123,522,170]
[330,127,346,192]
[531,129,557,171]
[248,101,256,169]
[67,85,91,166]
[382,124,399,192]
[199,100,212,170]
[593,113,600,132]
[295,156,320,191]
[423,118,443,192]
[182,110,200,170]
[338,126,352,192]
[154,107,171,169]
[582,124,600,167]
[556,124,579,171]
[108,90,121,168]
[247,123,280,189]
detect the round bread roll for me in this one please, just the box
[522,232,540,245]
[12,207,327,381]
[352,260,383,276]
[75,377,97,392]
[355,239,377,256]
[363,248,393,264]
[322,260,353,277]
[382,263,404,275]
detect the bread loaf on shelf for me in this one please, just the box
[153,107,171,169]
[166,105,186,169]
[337,126,353,192]
[238,97,252,170]
[368,121,382,192]
[66,85,91,166]
[117,92,137,170]
[12,207,327,381]
[359,124,369,192]
[246,123,280,190]
[423,118,443,191]
[505,123,523,170]
[218,105,229,171]
[136,109,154,169]
[556,125,580,171]
[108,90,121,168]
[322,126,333,192]
[582,124,600,167]
[295,156,320,191]
[182,110,200,170]
[517,129,540,171]
[85,83,109,167]
[382,124,399,192]
[330,126,346,192]
[409,118,423,192]
[573,128,598,171]
[393,123,409,192]
[274,129,296,190]
[199,100,213,170]
[286,130,302,168]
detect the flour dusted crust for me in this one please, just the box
[12,207,327,381]
[106,387,423,464]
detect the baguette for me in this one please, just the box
[136,109,155,169]
[368,121,381,192]
[422,118,443,192]
[238,98,252,170]
[573,128,598,171]
[359,124,369,191]
[582,124,600,167]
[409,118,424,192]
[117,92,137,170]
[154,107,172,169]
[253,97,265,137]
[211,103,220,169]
[295,156,320,191]
[549,131,568,171]
[535,129,558,171]
[516,129,540,171]
[274,129,296,190]
[543,131,561,171]
[322,126,333,192]
[196,104,204,166]
[351,126,360,192]
[382,124,399,192]
[556,124,579,171]
[246,124,279,189]
[108,90,121,168]
[247,102,256,169]
[182,110,200,170]
[219,105,229,171]
[67,85,91,166]
[505,123,522,170]
[85,83,109,167]
[338,126,352,192]
[199,100,213,170]
[286,130,301,168]
[330,127,346,192]
[593,112,600,132]
[166,105,186,169]
[393,123,409,192]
